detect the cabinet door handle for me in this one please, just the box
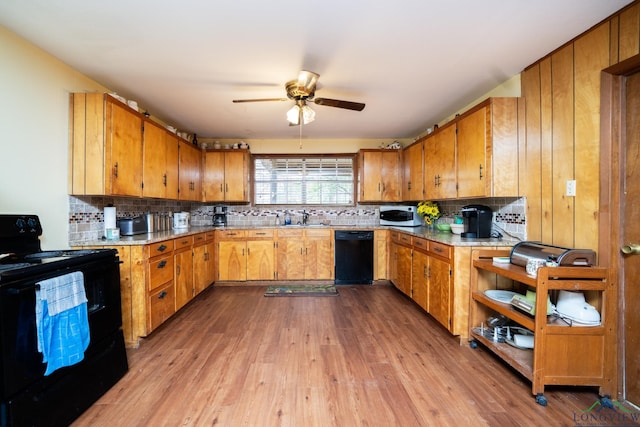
[427,266,431,279]
[158,244,167,252]
[157,260,167,269]
[433,247,442,253]
[220,184,223,192]
[176,265,181,275]
[423,265,427,278]
[256,232,266,235]
[225,183,229,193]
[479,164,483,180]
[114,162,119,178]
[163,173,167,186]
[158,291,167,299]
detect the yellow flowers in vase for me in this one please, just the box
[417,201,441,225]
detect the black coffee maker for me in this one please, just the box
[461,204,493,238]
[213,206,227,227]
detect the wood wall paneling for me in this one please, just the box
[540,58,553,245]
[619,3,640,61]
[574,23,611,251]
[522,64,543,241]
[551,44,575,248]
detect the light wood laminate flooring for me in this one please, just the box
[73,284,628,426]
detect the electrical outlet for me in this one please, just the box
[566,180,576,196]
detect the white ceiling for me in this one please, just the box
[0,1,633,140]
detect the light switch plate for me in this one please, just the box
[566,180,576,196]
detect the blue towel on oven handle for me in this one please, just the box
[35,271,90,376]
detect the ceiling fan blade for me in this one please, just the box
[232,98,288,103]
[313,98,365,111]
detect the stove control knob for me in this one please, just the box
[27,217,38,231]
[15,218,26,232]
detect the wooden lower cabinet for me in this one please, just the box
[373,229,388,280]
[390,231,412,296]
[79,233,215,348]
[216,229,276,281]
[193,231,215,294]
[174,236,195,310]
[389,230,512,340]
[276,228,333,280]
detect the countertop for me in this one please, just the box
[71,225,519,248]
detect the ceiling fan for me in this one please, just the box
[232,70,365,126]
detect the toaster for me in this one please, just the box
[117,216,148,236]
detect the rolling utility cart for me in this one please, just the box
[469,249,616,406]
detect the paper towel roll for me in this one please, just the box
[104,206,117,234]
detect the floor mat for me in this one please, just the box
[264,284,339,297]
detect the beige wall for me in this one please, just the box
[0,25,108,249]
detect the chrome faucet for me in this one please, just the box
[302,210,309,225]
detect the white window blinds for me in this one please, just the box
[253,156,354,205]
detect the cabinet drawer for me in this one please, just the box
[392,231,411,245]
[277,229,304,238]
[205,231,215,241]
[412,237,428,251]
[305,229,331,239]
[193,232,207,244]
[148,281,175,331]
[428,241,452,260]
[248,229,274,238]
[216,229,247,239]
[174,236,193,250]
[147,240,174,258]
[149,255,174,291]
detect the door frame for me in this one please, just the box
[599,53,640,402]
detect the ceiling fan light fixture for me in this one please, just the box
[301,105,315,124]
[286,105,300,124]
[286,104,316,125]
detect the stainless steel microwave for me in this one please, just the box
[379,205,423,227]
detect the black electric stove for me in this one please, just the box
[0,214,128,427]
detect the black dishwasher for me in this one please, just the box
[334,230,374,284]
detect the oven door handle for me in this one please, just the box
[7,284,40,295]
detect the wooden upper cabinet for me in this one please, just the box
[108,100,144,196]
[143,121,179,199]
[358,149,401,202]
[456,97,520,199]
[424,124,456,200]
[224,150,249,202]
[178,141,202,201]
[203,150,249,202]
[402,140,424,201]
[456,106,488,198]
[69,93,143,196]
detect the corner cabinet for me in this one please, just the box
[203,150,250,202]
[358,149,401,202]
[469,249,615,405]
[69,93,143,196]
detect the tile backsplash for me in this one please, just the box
[68,196,526,244]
